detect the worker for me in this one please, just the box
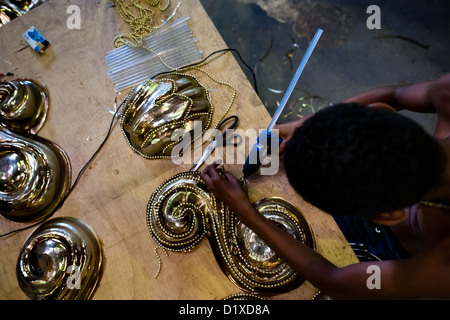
[200,74,450,299]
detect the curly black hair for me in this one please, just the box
[284,103,446,216]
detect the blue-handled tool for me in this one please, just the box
[242,28,323,177]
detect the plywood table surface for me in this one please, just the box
[0,0,357,300]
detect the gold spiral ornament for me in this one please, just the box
[147,172,315,294]
[146,171,213,252]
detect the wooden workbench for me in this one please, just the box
[0,0,357,300]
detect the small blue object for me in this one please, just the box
[22,26,50,54]
[242,130,282,177]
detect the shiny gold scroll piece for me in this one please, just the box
[120,73,213,159]
[147,171,315,294]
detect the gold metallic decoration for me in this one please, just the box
[210,197,315,294]
[0,128,71,221]
[0,79,49,134]
[0,79,71,222]
[222,293,266,300]
[312,290,333,300]
[0,0,45,26]
[120,73,213,159]
[114,1,237,156]
[0,0,44,15]
[147,172,315,294]
[16,217,104,300]
[113,0,185,79]
[147,171,211,251]
[114,1,237,157]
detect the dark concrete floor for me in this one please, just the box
[200,0,450,133]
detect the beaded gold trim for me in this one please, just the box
[120,73,211,159]
[120,69,236,160]
[114,0,237,160]
[114,0,180,49]
[222,293,266,300]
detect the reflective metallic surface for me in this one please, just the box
[16,217,104,300]
[0,0,43,14]
[147,171,315,294]
[237,198,315,269]
[0,3,18,25]
[211,197,315,294]
[0,79,49,134]
[147,172,210,252]
[121,73,213,159]
[0,79,71,222]
[0,0,45,26]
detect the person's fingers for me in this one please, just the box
[224,171,238,184]
[200,172,214,189]
[204,163,221,182]
[200,172,214,190]
[201,162,229,191]
[201,163,216,175]
[200,164,216,188]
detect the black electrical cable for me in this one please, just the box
[0,48,258,238]
[0,99,124,238]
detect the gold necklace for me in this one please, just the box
[419,201,450,210]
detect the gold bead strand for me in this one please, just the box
[153,245,169,279]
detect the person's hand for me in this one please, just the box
[200,163,256,223]
[273,116,311,153]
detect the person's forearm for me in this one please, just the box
[238,205,338,289]
[343,85,405,109]
[237,206,417,299]
[344,80,437,113]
